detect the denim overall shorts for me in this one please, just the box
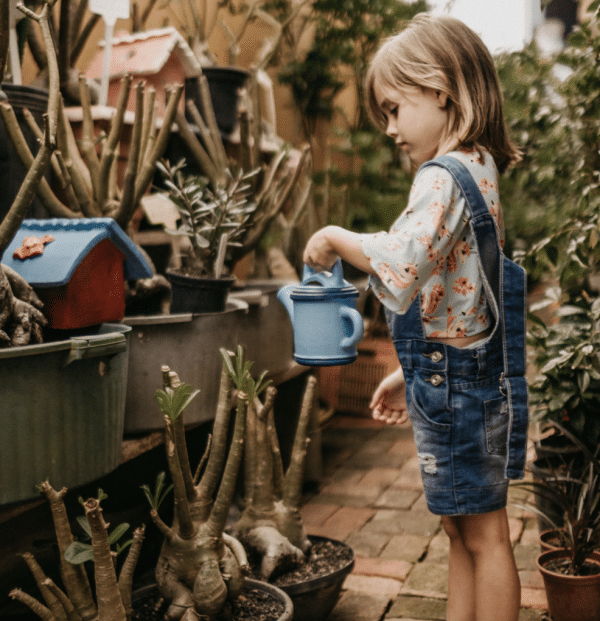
[385,155,529,516]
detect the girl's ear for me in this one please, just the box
[436,91,448,109]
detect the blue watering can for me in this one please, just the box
[277,259,364,366]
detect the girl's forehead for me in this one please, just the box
[373,79,420,106]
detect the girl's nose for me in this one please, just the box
[386,118,397,137]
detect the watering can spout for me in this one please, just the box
[277,285,295,322]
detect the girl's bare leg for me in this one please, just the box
[443,508,520,621]
[442,515,476,621]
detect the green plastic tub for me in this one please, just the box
[0,323,131,506]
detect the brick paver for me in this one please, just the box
[305,416,550,620]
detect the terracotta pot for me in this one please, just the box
[539,529,564,552]
[537,549,600,621]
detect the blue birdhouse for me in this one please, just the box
[2,218,153,329]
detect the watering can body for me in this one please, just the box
[277,260,364,366]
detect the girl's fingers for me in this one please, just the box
[373,405,408,426]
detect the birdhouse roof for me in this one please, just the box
[2,218,153,287]
[85,26,201,80]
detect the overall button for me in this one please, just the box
[423,351,444,363]
[426,374,444,386]
[430,351,443,363]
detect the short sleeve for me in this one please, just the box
[360,165,469,313]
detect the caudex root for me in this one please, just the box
[0,264,46,347]
[231,373,317,581]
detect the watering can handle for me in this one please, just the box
[339,306,364,350]
[301,259,345,287]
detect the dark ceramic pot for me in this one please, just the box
[278,536,355,621]
[132,578,294,621]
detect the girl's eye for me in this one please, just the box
[389,106,399,117]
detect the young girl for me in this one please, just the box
[303,13,528,621]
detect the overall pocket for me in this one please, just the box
[484,396,509,454]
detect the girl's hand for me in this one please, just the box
[303,228,339,271]
[370,366,408,425]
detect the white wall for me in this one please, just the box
[427,0,544,54]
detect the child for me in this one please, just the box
[303,13,528,621]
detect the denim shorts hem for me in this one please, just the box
[422,481,509,516]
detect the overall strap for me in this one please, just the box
[421,155,528,479]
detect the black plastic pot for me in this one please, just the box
[278,536,355,621]
[166,269,235,314]
[0,83,51,221]
[185,66,250,136]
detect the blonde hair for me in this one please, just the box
[366,13,521,173]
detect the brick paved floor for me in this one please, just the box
[300,415,549,621]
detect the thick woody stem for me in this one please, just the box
[78,74,101,199]
[207,393,247,536]
[283,375,317,509]
[139,86,156,168]
[149,508,176,542]
[198,73,228,171]
[21,553,68,621]
[175,109,222,189]
[0,2,63,256]
[98,75,133,210]
[83,498,127,621]
[57,98,97,216]
[239,144,311,259]
[267,407,285,499]
[185,98,223,176]
[165,370,196,504]
[44,579,82,621]
[164,417,196,540]
[118,526,145,621]
[196,363,234,507]
[133,84,183,208]
[250,387,278,514]
[9,589,54,621]
[38,483,97,621]
[114,80,144,229]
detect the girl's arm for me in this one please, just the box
[303,226,376,275]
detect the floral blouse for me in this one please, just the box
[361,147,504,338]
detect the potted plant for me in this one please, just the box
[528,292,600,454]
[141,350,293,620]
[515,423,600,621]
[9,482,146,621]
[225,348,355,621]
[156,157,259,313]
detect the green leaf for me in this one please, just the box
[107,523,130,546]
[64,541,94,565]
[154,384,200,422]
[76,515,92,539]
[115,539,133,556]
[578,371,591,394]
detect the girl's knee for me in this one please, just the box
[457,510,512,556]
[441,516,462,541]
